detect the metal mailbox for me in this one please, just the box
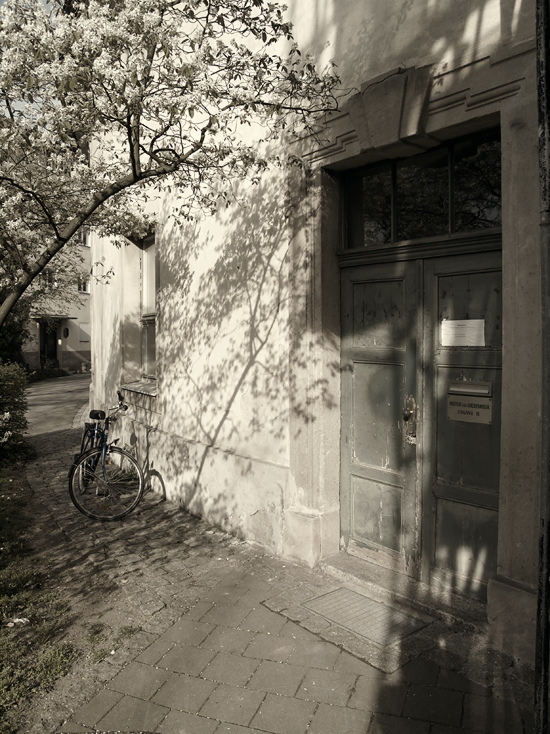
[447,381,492,425]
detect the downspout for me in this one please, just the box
[536,0,550,730]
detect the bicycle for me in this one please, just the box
[68,391,145,521]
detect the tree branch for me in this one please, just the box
[0,176,62,240]
[0,235,29,274]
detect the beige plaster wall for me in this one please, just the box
[152,174,292,550]
[89,231,126,411]
[60,294,92,373]
[284,168,342,564]
[22,243,92,372]
[89,171,296,554]
[498,62,541,591]
[156,177,290,466]
[289,0,534,89]
[89,1,543,628]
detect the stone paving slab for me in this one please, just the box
[17,378,536,734]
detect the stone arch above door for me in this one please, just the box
[304,42,533,170]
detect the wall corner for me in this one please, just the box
[487,576,536,667]
[283,508,321,567]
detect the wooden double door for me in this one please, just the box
[340,247,501,600]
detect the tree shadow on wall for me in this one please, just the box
[297,0,532,93]
[152,171,337,540]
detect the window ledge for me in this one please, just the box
[121,380,157,398]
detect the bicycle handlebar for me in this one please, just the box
[107,390,128,414]
[117,390,128,411]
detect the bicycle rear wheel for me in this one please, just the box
[68,446,144,521]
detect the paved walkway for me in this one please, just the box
[22,377,535,734]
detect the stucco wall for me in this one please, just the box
[89,230,125,408]
[90,0,542,660]
[22,241,92,373]
[91,171,296,553]
[155,175,292,549]
[289,0,534,87]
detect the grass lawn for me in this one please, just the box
[0,462,78,734]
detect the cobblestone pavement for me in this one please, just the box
[21,377,535,734]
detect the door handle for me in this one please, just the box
[403,396,417,444]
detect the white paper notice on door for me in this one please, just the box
[440,319,485,347]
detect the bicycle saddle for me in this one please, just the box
[89,410,106,420]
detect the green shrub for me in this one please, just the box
[26,362,69,383]
[0,292,31,366]
[0,362,27,449]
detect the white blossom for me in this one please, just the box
[0,431,12,444]
[0,0,341,327]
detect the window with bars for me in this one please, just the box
[344,129,501,249]
[140,235,157,379]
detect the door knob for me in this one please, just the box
[403,396,417,444]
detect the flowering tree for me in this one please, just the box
[0,0,340,329]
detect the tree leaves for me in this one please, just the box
[0,0,342,328]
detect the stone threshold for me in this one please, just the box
[320,552,489,631]
[262,579,436,675]
[261,551,491,676]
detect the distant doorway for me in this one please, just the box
[39,322,58,368]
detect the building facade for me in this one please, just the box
[23,232,92,373]
[90,0,540,666]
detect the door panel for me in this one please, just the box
[423,251,502,600]
[341,249,501,599]
[351,476,403,552]
[341,261,419,574]
[352,361,404,469]
[438,271,502,349]
[436,366,501,491]
[40,323,58,367]
[352,279,405,348]
[434,499,498,592]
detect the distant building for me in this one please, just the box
[90,1,540,667]
[23,230,91,373]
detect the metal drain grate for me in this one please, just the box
[303,588,427,646]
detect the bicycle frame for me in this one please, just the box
[69,389,145,521]
[75,391,128,478]
[80,420,105,454]
[98,413,117,480]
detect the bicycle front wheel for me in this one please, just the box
[69,446,144,521]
